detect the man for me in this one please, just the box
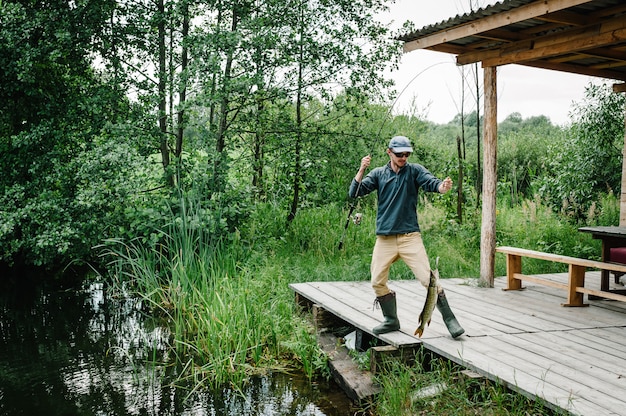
[349,135,464,338]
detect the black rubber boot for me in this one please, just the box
[373,291,400,335]
[436,290,465,339]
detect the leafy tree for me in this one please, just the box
[497,113,564,203]
[537,83,625,219]
[0,0,138,269]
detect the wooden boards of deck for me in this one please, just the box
[317,331,381,401]
[290,272,626,415]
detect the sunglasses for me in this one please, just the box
[392,152,411,158]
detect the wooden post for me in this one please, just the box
[504,254,523,291]
[620,101,626,226]
[563,264,587,307]
[480,66,498,287]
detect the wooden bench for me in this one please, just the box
[496,246,626,306]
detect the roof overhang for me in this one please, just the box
[397,0,626,86]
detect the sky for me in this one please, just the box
[377,0,597,125]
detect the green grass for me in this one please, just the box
[99,193,617,414]
[373,355,562,415]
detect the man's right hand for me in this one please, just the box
[360,155,371,171]
[355,155,371,183]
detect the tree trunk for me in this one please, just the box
[157,0,172,186]
[212,6,239,195]
[176,2,189,163]
[287,56,304,224]
[252,97,265,199]
[287,5,305,224]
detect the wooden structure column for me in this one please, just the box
[480,66,498,286]
[622,108,626,227]
[620,85,626,226]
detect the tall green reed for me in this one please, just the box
[100,195,326,389]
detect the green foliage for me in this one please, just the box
[374,358,557,415]
[496,113,565,203]
[537,83,625,219]
[101,199,327,388]
[0,125,164,268]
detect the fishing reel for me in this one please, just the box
[351,212,363,226]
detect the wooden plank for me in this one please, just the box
[512,272,569,290]
[501,275,624,324]
[326,281,452,339]
[574,328,626,354]
[393,280,543,335]
[290,278,626,416]
[511,331,626,390]
[422,280,586,332]
[318,331,381,400]
[577,286,626,302]
[423,336,601,416]
[496,246,626,272]
[477,333,626,414]
[289,282,420,347]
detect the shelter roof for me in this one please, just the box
[398,0,626,83]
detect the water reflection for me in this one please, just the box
[0,278,355,415]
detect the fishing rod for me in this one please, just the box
[337,61,448,251]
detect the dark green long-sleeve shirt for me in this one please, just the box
[349,162,442,235]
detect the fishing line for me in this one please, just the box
[337,61,450,250]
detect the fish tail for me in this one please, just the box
[414,327,424,337]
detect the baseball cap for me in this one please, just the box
[388,136,413,153]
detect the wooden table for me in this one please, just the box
[578,226,626,294]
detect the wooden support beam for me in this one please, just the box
[318,332,381,401]
[370,345,418,375]
[483,26,626,68]
[403,0,594,53]
[294,292,313,310]
[457,15,626,66]
[480,66,498,287]
[564,264,586,307]
[504,253,523,291]
[621,101,626,226]
[312,304,348,331]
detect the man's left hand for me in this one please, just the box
[439,177,453,194]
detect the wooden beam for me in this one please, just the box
[614,83,626,93]
[518,60,626,82]
[621,102,626,226]
[504,254,523,291]
[403,0,594,53]
[483,27,626,68]
[479,66,498,287]
[536,9,593,26]
[318,332,381,400]
[458,15,626,66]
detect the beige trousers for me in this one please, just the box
[370,232,438,297]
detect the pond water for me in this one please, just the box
[0,277,356,415]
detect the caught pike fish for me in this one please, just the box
[414,267,439,338]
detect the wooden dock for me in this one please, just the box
[289,271,626,416]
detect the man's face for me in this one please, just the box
[388,149,411,168]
